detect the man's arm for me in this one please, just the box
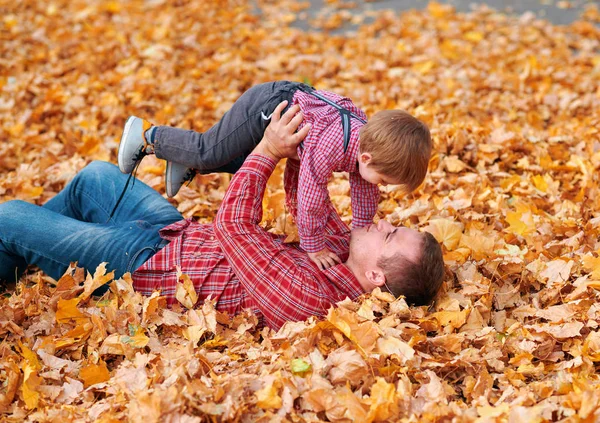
[214,102,330,330]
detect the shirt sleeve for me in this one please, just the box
[349,171,380,229]
[284,158,350,239]
[214,154,328,330]
[296,142,343,253]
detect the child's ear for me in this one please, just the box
[359,152,372,165]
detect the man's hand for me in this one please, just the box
[254,100,311,161]
[308,248,342,271]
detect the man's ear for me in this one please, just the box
[365,269,386,287]
[359,152,372,165]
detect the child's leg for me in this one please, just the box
[154,81,299,172]
[43,161,182,226]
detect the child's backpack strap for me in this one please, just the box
[297,84,367,153]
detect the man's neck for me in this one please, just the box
[344,258,369,292]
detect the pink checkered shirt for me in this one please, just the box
[132,155,365,330]
[292,88,380,252]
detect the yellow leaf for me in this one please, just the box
[79,361,111,388]
[366,377,399,422]
[56,298,86,322]
[326,347,368,385]
[505,202,536,237]
[459,232,495,260]
[175,268,198,309]
[18,344,41,372]
[18,344,41,410]
[121,324,149,348]
[582,255,600,280]
[183,325,206,345]
[428,1,452,18]
[443,156,468,173]
[412,60,435,74]
[531,174,548,193]
[78,135,100,156]
[440,39,460,60]
[430,309,470,331]
[425,219,464,250]
[477,403,510,418]
[81,262,115,300]
[376,337,415,365]
[255,376,282,409]
[326,307,379,354]
[500,174,521,191]
[142,291,167,325]
[464,31,484,42]
[55,320,93,349]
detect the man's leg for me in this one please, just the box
[0,161,183,282]
[43,161,182,226]
[0,200,165,282]
[154,81,299,172]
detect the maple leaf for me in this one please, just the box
[424,218,464,250]
[365,377,399,422]
[376,336,415,365]
[538,259,574,285]
[582,255,600,280]
[175,268,198,309]
[18,343,42,410]
[505,202,537,237]
[255,372,282,410]
[55,297,87,322]
[326,307,380,354]
[79,361,111,388]
[326,347,369,385]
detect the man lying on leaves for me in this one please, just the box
[0,103,444,330]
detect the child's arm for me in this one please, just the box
[308,248,342,270]
[295,154,343,269]
[284,158,349,236]
[349,171,380,229]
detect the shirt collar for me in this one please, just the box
[323,264,365,299]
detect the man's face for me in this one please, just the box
[349,220,423,272]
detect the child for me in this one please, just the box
[118,81,432,270]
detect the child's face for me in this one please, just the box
[357,153,397,186]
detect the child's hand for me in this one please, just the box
[308,248,342,271]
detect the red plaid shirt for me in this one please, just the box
[132,155,365,330]
[292,88,380,252]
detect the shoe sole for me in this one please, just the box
[165,161,176,198]
[118,116,136,174]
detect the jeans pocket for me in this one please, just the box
[127,245,158,274]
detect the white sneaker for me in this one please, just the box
[165,161,197,197]
[118,116,153,174]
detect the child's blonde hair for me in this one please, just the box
[359,110,432,192]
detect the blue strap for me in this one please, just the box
[297,84,366,153]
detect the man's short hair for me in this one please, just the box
[377,232,444,305]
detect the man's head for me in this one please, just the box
[358,110,432,192]
[346,220,444,306]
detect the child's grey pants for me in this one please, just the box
[153,81,301,173]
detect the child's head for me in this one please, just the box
[358,110,432,192]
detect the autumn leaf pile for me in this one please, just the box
[2,0,600,421]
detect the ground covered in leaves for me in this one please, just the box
[1,0,600,421]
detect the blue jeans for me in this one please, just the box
[0,161,183,282]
